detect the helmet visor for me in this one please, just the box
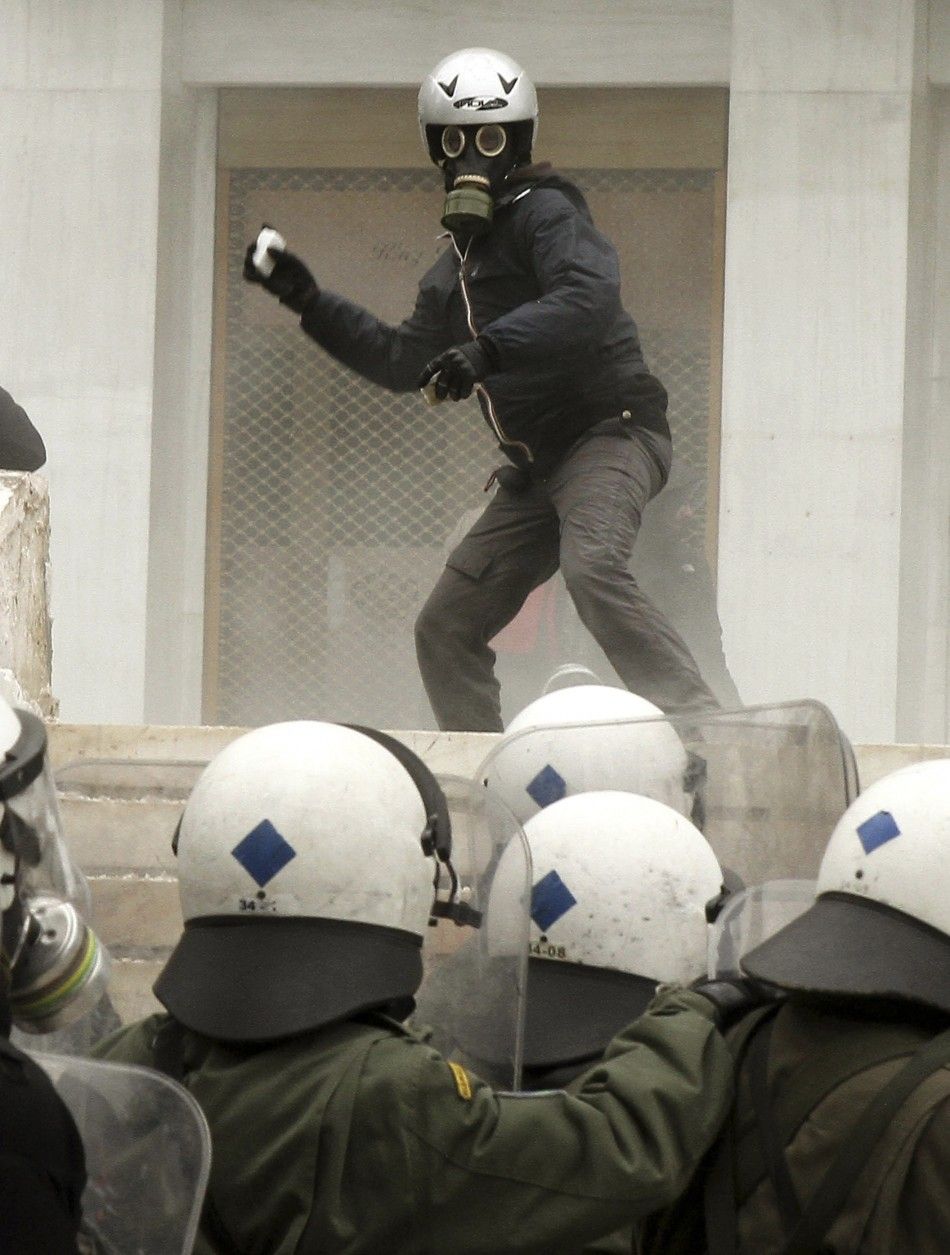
[5,759,89,914]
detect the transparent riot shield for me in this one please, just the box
[412,779,531,1091]
[34,1053,211,1255]
[707,879,817,978]
[477,699,858,888]
[26,757,211,1055]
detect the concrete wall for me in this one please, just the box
[4,0,949,743]
[717,0,944,745]
[0,2,164,723]
[135,0,950,745]
[178,0,733,87]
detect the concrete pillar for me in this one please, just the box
[896,75,950,745]
[0,474,54,716]
[0,2,165,722]
[718,0,931,744]
[143,6,217,725]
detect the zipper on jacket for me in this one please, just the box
[452,237,534,465]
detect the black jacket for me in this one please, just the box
[0,1032,86,1253]
[0,387,46,472]
[300,168,668,478]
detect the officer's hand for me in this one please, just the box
[417,341,493,402]
[242,243,319,314]
[689,975,781,1031]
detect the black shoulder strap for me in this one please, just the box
[703,1003,782,1255]
[746,1015,801,1234]
[780,1025,950,1255]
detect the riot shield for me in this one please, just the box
[36,757,210,1054]
[412,778,531,1091]
[477,700,858,887]
[34,1053,211,1255]
[707,879,817,978]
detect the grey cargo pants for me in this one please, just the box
[415,420,720,731]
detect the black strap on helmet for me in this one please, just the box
[343,725,480,929]
[344,725,451,861]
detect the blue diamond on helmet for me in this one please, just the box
[531,869,577,932]
[527,763,567,809]
[232,819,297,888]
[856,810,901,855]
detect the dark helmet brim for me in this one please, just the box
[521,960,658,1067]
[154,915,423,1042]
[741,891,950,1015]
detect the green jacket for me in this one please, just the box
[639,1001,950,1255]
[93,986,732,1255]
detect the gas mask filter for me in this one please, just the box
[439,123,513,236]
[0,711,110,1034]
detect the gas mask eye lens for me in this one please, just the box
[475,125,507,158]
[441,126,466,160]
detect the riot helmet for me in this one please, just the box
[742,759,950,1014]
[418,47,538,236]
[157,721,469,1042]
[481,684,702,827]
[0,697,110,1034]
[486,790,723,1074]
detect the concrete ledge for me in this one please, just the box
[47,722,500,778]
[47,720,950,790]
[853,743,950,788]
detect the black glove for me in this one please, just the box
[417,340,494,402]
[689,975,782,1031]
[243,242,319,314]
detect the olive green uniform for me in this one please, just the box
[94,986,731,1255]
[640,1001,950,1254]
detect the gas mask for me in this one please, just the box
[0,706,110,1034]
[437,122,522,237]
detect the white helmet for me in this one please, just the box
[743,759,950,1013]
[481,685,698,826]
[157,721,456,1041]
[489,790,723,1069]
[418,47,538,163]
